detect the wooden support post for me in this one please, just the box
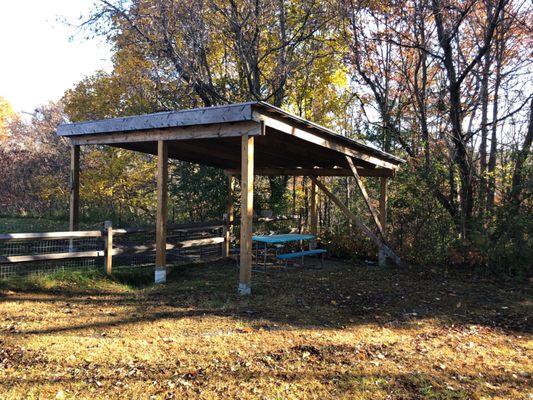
[155,140,168,283]
[239,134,254,295]
[104,220,113,275]
[310,181,318,249]
[378,177,388,266]
[68,145,80,252]
[223,173,234,258]
[310,176,403,267]
[69,145,80,232]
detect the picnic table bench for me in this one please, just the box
[276,248,326,267]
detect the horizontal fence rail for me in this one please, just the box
[0,230,104,242]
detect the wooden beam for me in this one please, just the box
[345,156,384,238]
[223,173,235,257]
[0,230,103,242]
[69,121,262,145]
[226,167,394,177]
[0,250,103,264]
[155,140,168,282]
[239,134,254,295]
[110,221,225,236]
[69,145,80,231]
[309,176,403,267]
[253,112,400,171]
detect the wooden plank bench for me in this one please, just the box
[277,248,327,268]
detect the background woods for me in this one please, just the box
[0,0,531,275]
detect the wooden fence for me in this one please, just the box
[0,214,303,279]
[0,221,226,279]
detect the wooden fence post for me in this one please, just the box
[104,220,113,275]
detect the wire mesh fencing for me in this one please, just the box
[0,232,103,279]
[112,222,225,268]
[0,221,226,279]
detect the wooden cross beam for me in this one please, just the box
[225,167,395,178]
[309,176,403,267]
[69,121,262,146]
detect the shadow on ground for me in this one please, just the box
[1,259,531,335]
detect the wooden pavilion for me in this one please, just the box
[57,102,404,295]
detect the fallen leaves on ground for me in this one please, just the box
[0,260,531,399]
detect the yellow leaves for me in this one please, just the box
[0,96,14,120]
[331,67,349,90]
[79,147,158,221]
[0,96,16,141]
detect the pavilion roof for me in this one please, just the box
[57,102,404,177]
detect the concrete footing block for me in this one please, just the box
[154,267,167,283]
[238,283,251,295]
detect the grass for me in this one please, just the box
[0,216,69,233]
[0,269,134,294]
[0,260,531,399]
[0,216,104,234]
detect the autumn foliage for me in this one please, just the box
[1,0,531,275]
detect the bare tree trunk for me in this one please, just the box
[274,0,287,107]
[487,24,504,212]
[431,0,507,240]
[479,47,492,218]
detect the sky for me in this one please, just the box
[0,0,112,114]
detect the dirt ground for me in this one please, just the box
[0,260,531,399]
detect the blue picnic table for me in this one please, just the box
[252,234,322,270]
[252,234,315,244]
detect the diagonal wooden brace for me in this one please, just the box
[310,176,404,267]
[345,156,385,239]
